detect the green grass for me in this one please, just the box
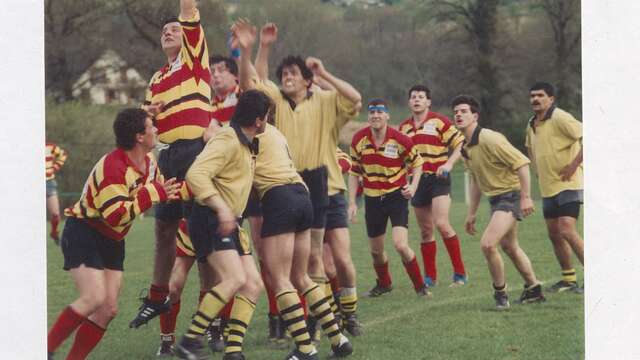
[47,197,583,360]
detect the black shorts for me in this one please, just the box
[325,192,349,231]
[242,188,262,219]
[155,138,205,222]
[261,183,313,238]
[188,203,251,261]
[543,190,583,219]
[411,173,451,207]
[299,166,329,229]
[488,191,522,221]
[364,190,409,238]
[61,218,125,271]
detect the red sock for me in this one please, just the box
[66,320,105,360]
[443,234,466,275]
[373,262,392,288]
[328,276,341,295]
[50,214,60,234]
[403,256,425,291]
[420,241,437,281]
[149,284,169,303]
[48,306,85,353]
[198,289,207,305]
[219,298,234,320]
[298,292,308,319]
[160,301,180,338]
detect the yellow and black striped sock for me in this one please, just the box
[277,290,315,354]
[303,284,343,347]
[185,288,228,339]
[562,269,577,283]
[224,294,256,355]
[339,287,358,316]
[323,281,341,321]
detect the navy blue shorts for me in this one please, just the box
[364,190,409,238]
[188,203,250,261]
[299,166,329,229]
[411,173,451,207]
[542,190,582,219]
[325,192,349,231]
[155,138,204,222]
[61,218,125,271]
[261,183,313,238]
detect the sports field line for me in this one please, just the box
[361,278,555,328]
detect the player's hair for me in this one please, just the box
[451,95,480,114]
[114,108,148,150]
[162,16,180,27]
[276,55,313,83]
[231,90,273,127]
[210,54,238,76]
[529,81,556,97]
[408,85,431,100]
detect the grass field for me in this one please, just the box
[47,170,584,360]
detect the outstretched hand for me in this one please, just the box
[260,22,278,46]
[231,18,256,50]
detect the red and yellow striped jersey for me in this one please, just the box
[350,126,423,197]
[337,147,351,174]
[145,10,212,144]
[211,85,240,126]
[46,142,67,180]
[176,218,196,257]
[64,149,168,241]
[398,112,463,174]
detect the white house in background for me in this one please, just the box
[72,50,147,105]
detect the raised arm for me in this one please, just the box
[232,18,258,91]
[306,57,361,105]
[255,23,277,81]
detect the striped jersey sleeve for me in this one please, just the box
[398,112,463,174]
[145,9,212,144]
[46,143,68,180]
[336,147,351,174]
[349,127,422,197]
[176,218,196,257]
[64,149,167,241]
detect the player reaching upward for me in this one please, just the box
[130,0,214,329]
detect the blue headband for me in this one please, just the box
[368,104,388,113]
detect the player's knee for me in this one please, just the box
[480,241,497,255]
[434,219,452,235]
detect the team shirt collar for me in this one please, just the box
[461,125,482,160]
[280,89,313,110]
[231,122,260,155]
[528,103,556,129]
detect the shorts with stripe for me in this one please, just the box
[188,203,251,261]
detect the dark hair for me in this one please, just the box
[162,16,180,27]
[276,55,313,83]
[231,90,273,127]
[113,108,148,150]
[408,85,431,100]
[210,54,238,76]
[451,95,480,114]
[368,98,388,107]
[529,81,556,97]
